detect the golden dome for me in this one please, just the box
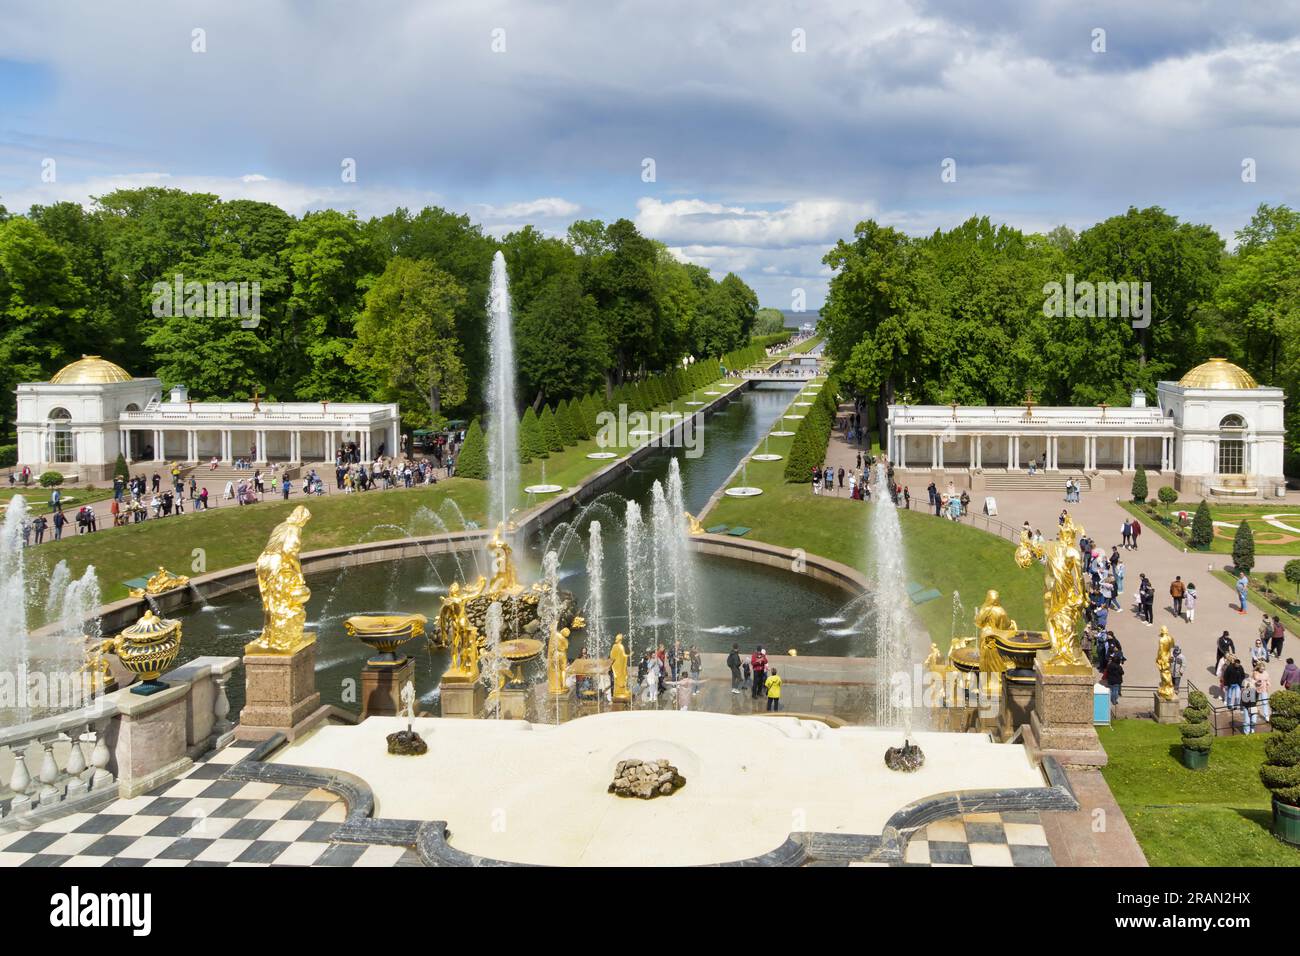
[50,355,133,385]
[1177,358,1258,390]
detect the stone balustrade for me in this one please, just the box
[0,654,239,825]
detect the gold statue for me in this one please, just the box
[440,581,485,681]
[611,633,630,701]
[973,588,1017,677]
[128,566,190,598]
[248,506,314,654]
[486,522,520,596]
[547,624,571,695]
[1014,517,1088,669]
[1156,626,1176,702]
[684,511,705,535]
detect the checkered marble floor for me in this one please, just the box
[0,742,422,868]
[898,811,1054,867]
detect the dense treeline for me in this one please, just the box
[820,205,1300,470]
[0,190,762,437]
[785,376,840,482]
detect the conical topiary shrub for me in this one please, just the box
[557,398,579,445]
[1232,519,1256,574]
[565,396,590,441]
[519,406,546,461]
[1180,689,1213,769]
[1190,499,1213,550]
[539,405,564,453]
[1131,464,1147,502]
[455,418,488,479]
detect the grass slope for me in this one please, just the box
[1100,719,1299,866]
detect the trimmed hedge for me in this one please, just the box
[1270,688,1300,735]
[784,375,839,482]
[1260,726,1300,806]
[1190,500,1213,550]
[0,444,16,468]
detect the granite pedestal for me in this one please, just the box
[237,635,324,741]
[361,657,415,719]
[1153,693,1181,724]
[440,678,485,719]
[1028,660,1107,767]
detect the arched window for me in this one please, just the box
[124,403,140,413]
[47,407,74,463]
[1218,414,1246,474]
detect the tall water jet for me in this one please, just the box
[624,501,646,661]
[585,521,606,660]
[868,462,917,731]
[1,496,31,721]
[482,601,504,718]
[485,250,519,529]
[648,459,697,658]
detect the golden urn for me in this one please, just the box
[99,609,183,695]
[345,613,428,665]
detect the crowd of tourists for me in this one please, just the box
[9,429,465,549]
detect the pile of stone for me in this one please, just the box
[884,740,925,773]
[608,759,686,799]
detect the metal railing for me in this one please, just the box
[1184,679,1274,737]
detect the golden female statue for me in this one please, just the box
[1014,517,1088,669]
[547,625,570,695]
[973,588,1017,675]
[610,633,630,701]
[486,523,520,596]
[1156,626,1176,702]
[249,505,313,653]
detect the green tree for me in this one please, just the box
[1259,725,1300,806]
[515,270,606,408]
[539,405,563,452]
[455,418,487,479]
[752,307,787,336]
[1232,519,1256,574]
[1157,486,1178,508]
[1131,465,1148,503]
[350,257,468,429]
[1285,559,1300,600]
[113,454,129,482]
[1190,500,1214,549]
[519,406,545,461]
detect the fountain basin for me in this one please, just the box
[751,454,783,462]
[769,430,795,437]
[704,391,721,396]
[783,414,805,420]
[724,486,764,497]
[684,401,705,406]
[586,452,618,460]
[269,712,1053,866]
[524,484,564,495]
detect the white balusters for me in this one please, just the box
[212,671,233,746]
[7,741,33,814]
[89,718,114,791]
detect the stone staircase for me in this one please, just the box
[979,470,1088,493]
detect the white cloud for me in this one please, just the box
[474,197,580,220]
[636,198,876,249]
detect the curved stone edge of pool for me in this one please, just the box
[220,731,1078,867]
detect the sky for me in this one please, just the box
[2,0,1299,308]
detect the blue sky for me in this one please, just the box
[2,0,1299,307]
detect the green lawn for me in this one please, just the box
[18,375,746,625]
[703,391,1043,647]
[1,486,116,516]
[1121,500,1300,556]
[1100,719,1299,866]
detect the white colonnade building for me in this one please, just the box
[15,356,401,480]
[885,359,1287,499]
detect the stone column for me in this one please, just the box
[937,435,945,469]
[930,435,938,469]
[110,683,193,797]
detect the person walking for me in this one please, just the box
[764,667,782,712]
[1251,636,1270,669]
[1104,653,1124,708]
[1169,576,1185,618]
[1183,581,1197,623]
[727,643,743,694]
[1222,653,1246,709]
[1240,671,1259,734]
[1138,574,1155,625]
[750,646,768,700]
[1215,631,1236,671]
[1254,662,1272,728]
[1172,644,1187,694]
[1269,615,1285,659]
[1130,518,1141,550]
[52,508,66,541]
[1281,658,1300,692]
[1121,518,1132,549]
[1236,571,1250,614]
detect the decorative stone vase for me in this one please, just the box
[1273,798,1300,846]
[1180,746,1209,770]
[110,610,183,695]
[345,613,426,665]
